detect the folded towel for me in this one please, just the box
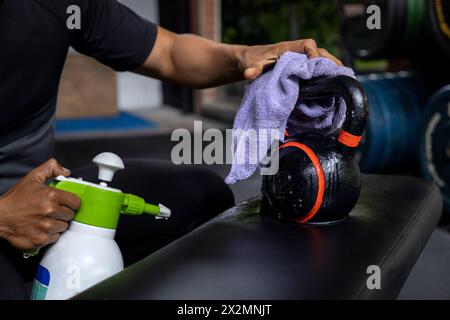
[225,51,356,185]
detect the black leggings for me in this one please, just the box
[0,159,234,299]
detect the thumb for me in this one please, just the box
[28,159,71,184]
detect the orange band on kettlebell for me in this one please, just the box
[337,130,362,148]
[279,142,325,223]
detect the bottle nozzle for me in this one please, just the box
[122,194,171,220]
[154,204,171,220]
[143,203,171,220]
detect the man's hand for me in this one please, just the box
[0,159,80,250]
[237,39,344,81]
[137,26,344,88]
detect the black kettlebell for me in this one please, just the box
[261,75,369,224]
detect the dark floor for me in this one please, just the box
[399,228,450,300]
[54,109,450,300]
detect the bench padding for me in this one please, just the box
[74,175,443,300]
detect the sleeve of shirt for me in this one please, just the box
[70,0,158,72]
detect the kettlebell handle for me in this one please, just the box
[298,75,369,149]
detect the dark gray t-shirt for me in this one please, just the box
[0,0,157,194]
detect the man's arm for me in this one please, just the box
[136,26,343,89]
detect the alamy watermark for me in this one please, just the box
[171,121,280,176]
[66,5,81,30]
[66,264,81,291]
[366,265,381,290]
[366,5,381,30]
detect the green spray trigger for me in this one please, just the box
[51,177,171,229]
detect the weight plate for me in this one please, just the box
[386,73,423,157]
[358,73,425,172]
[429,0,450,57]
[358,79,388,172]
[404,0,427,48]
[340,0,400,59]
[390,0,409,53]
[420,85,450,211]
[414,0,428,38]
[403,0,420,47]
[382,76,411,162]
[359,74,401,171]
[396,71,427,106]
[371,77,407,168]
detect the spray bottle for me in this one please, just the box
[30,152,171,300]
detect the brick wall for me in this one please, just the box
[190,0,222,111]
[56,54,118,119]
[190,0,221,40]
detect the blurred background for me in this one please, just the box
[54,0,450,299]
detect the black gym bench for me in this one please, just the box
[73,174,442,300]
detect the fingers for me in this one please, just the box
[318,48,343,66]
[52,188,81,211]
[45,188,79,220]
[29,158,71,184]
[10,226,64,250]
[244,56,278,81]
[49,233,61,245]
[299,39,320,59]
[33,219,67,247]
[7,237,34,251]
[52,205,76,221]
[33,232,61,248]
[290,39,344,65]
[41,219,69,234]
[241,38,344,81]
[244,65,263,81]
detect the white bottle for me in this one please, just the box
[32,221,123,300]
[31,153,171,300]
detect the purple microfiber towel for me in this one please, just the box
[225,51,356,185]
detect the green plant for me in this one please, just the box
[222,0,341,57]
